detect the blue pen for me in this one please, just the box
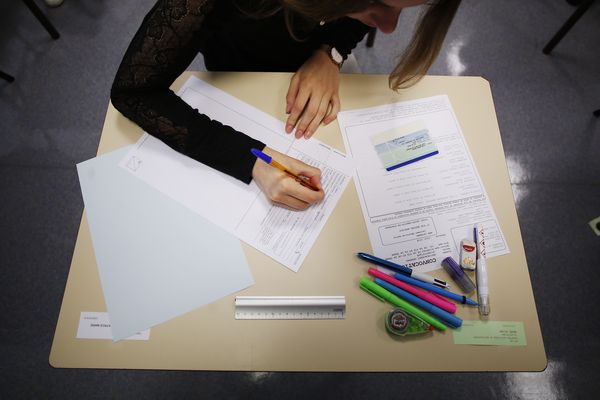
[357,252,449,289]
[393,272,478,306]
[251,148,319,191]
[374,278,463,329]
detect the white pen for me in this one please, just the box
[411,270,449,289]
[475,224,491,316]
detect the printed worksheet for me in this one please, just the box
[120,76,352,272]
[339,95,509,273]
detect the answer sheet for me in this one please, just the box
[339,95,509,273]
[120,76,352,272]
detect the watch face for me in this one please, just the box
[331,47,343,64]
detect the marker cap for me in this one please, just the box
[441,257,476,294]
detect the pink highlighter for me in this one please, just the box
[367,268,457,314]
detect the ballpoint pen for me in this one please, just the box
[360,277,447,331]
[374,278,463,329]
[357,252,449,289]
[392,272,478,306]
[367,268,457,314]
[251,148,320,191]
[475,224,491,316]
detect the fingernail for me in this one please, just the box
[285,124,292,133]
[305,130,311,138]
[295,130,303,138]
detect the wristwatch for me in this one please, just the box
[323,45,344,69]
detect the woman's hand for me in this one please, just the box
[285,47,341,140]
[252,147,325,210]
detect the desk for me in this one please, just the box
[50,72,546,371]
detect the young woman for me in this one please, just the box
[111,0,461,210]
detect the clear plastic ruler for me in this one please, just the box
[234,296,346,320]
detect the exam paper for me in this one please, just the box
[339,95,509,273]
[78,147,254,341]
[120,76,352,272]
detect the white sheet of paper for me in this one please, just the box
[338,95,509,273]
[77,146,254,341]
[119,76,352,272]
[76,312,150,341]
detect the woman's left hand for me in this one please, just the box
[285,48,341,139]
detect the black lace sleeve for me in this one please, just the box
[110,0,264,184]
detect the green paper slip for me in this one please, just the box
[453,321,527,346]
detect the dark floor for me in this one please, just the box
[1,0,599,398]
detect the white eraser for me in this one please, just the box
[460,239,477,270]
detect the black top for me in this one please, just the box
[111,0,369,183]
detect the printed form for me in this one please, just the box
[120,76,352,272]
[338,95,509,273]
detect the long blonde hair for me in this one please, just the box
[390,1,461,89]
[246,0,461,90]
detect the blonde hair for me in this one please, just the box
[246,0,462,89]
[390,1,461,89]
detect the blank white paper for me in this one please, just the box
[77,146,254,341]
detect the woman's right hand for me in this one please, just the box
[251,147,325,210]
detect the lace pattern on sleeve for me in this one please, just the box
[111,0,214,145]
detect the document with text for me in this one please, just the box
[120,76,352,272]
[338,95,509,273]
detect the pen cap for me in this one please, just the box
[359,277,386,302]
[478,295,491,316]
[441,257,475,294]
[250,148,272,163]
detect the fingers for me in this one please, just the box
[272,196,310,211]
[284,51,340,140]
[286,87,310,135]
[293,164,322,190]
[252,148,325,210]
[298,96,329,139]
[286,92,335,139]
[322,95,340,126]
[285,74,300,116]
[270,179,325,210]
[272,163,324,207]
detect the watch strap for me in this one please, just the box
[321,45,344,69]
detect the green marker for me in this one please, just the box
[360,277,447,331]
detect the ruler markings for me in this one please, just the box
[235,296,346,320]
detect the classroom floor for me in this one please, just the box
[1,0,599,398]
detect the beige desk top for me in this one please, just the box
[50,72,546,371]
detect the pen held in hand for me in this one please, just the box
[251,148,320,191]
